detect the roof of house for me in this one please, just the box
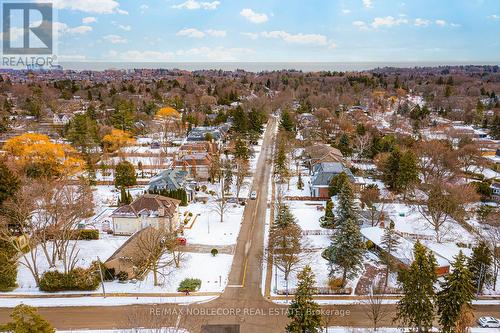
[311,162,355,186]
[148,169,188,191]
[173,153,212,167]
[304,144,343,161]
[111,194,180,219]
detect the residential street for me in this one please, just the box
[1,117,499,332]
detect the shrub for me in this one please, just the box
[188,212,193,217]
[328,278,344,290]
[177,278,201,292]
[211,248,218,257]
[39,268,99,292]
[365,240,375,250]
[76,229,99,240]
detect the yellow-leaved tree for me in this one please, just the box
[156,106,181,119]
[102,128,136,153]
[3,133,85,178]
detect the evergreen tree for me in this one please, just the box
[274,143,290,184]
[232,106,248,134]
[0,240,17,291]
[323,217,364,286]
[437,251,475,333]
[328,172,350,197]
[0,304,55,333]
[280,110,296,133]
[382,149,419,196]
[118,187,131,205]
[467,241,492,294]
[0,160,20,206]
[335,181,357,226]
[286,265,323,333]
[319,200,335,229]
[381,221,401,288]
[114,161,137,188]
[248,108,266,135]
[396,242,437,333]
[223,160,233,194]
[234,138,250,160]
[274,204,297,229]
[337,134,352,156]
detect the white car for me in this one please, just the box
[478,317,500,328]
[250,191,257,200]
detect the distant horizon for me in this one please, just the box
[54,61,500,72]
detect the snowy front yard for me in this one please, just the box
[11,232,233,295]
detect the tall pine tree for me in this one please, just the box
[381,221,401,288]
[286,265,323,333]
[437,251,475,333]
[323,217,365,286]
[396,242,437,333]
[467,241,492,294]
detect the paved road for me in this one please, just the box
[1,117,500,333]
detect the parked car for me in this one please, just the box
[250,191,257,200]
[177,237,187,246]
[478,317,500,328]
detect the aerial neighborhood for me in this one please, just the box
[0,65,499,332]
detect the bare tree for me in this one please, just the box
[268,223,307,294]
[362,283,391,331]
[133,227,179,286]
[360,185,382,227]
[33,178,94,273]
[355,133,372,159]
[416,140,458,184]
[210,184,229,223]
[235,158,249,200]
[417,182,478,243]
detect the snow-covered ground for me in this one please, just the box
[11,232,233,295]
[180,202,244,246]
[2,296,216,308]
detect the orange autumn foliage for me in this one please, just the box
[156,106,180,119]
[3,133,85,176]
[102,129,136,153]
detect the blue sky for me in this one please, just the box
[45,0,500,62]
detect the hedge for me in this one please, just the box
[39,267,100,292]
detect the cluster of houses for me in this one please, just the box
[109,124,229,237]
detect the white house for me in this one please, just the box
[53,113,72,126]
[111,194,181,236]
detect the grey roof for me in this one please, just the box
[148,169,188,191]
[311,162,355,186]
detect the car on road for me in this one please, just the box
[250,191,257,200]
[478,317,500,328]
